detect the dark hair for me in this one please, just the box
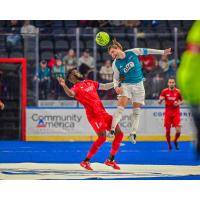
[66,67,77,79]
[40,60,47,64]
[168,77,176,81]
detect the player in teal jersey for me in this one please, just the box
[108,39,172,143]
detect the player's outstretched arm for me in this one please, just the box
[0,100,5,110]
[131,48,172,56]
[99,82,114,90]
[57,78,75,98]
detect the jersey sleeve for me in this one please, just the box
[130,48,164,56]
[130,48,148,55]
[71,86,77,96]
[160,89,166,98]
[92,80,99,90]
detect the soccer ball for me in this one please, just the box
[95,32,110,46]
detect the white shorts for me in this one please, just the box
[118,81,145,105]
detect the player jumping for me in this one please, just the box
[108,39,172,143]
[158,78,183,151]
[57,68,124,170]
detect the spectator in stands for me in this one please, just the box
[140,55,160,99]
[108,20,125,27]
[21,20,37,53]
[159,55,169,73]
[48,54,61,70]
[97,20,110,27]
[48,56,56,70]
[139,55,157,72]
[21,20,37,36]
[78,49,95,79]
[6,20,21,51]
[124,20,141,28]
[79,20,91,27]
[168,58,180,77]
[63,49,77,72]
[78,49,94,68]
[158,55,178,82]
[34,60,50,100]
[51,57,65,99]
[99,60,113,82]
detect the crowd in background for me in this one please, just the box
[35,48,179,100]
[0,20,183,101]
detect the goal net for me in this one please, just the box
[0,58,26,141]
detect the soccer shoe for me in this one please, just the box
[128,133,137,144]
[80,161,93,171]
[107,130,115,138]
[104,159,120,170]
[168,145,172,151]
[174,141,180,150]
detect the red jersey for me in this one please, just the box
[160,88,183,115]
[71,80,106,116]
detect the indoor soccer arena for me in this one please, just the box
[0,20,200,180]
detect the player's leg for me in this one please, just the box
[105,125,124,170]
[129,82,145,144]
[165,126,172,150]
[80,116,107,170]
[174,126,181,150]
[173,114,181,150]
[128,102,142,144]
[110,95,128,135]
[164,115,172,150]
[80,131,106,170]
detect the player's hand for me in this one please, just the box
[57,77,66,87]
[0,101,5,110]
[173,101,179,106]
[115,87,123,95]
[164,48,173,55]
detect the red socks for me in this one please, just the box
[165,128,172,149]
[86,131,124,161]
[86,135,106,159]
[110,131,124,156]
[174,131,181,143]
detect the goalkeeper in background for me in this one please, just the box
[177,20,200,155]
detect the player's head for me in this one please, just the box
[168,78,176,89]
[67,68,84,84]
[108,39,123,60]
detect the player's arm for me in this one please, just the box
[112,63,123,95]
[131,48,172,56]
[0,100,5,110]
[57,77,75,98]
[174,100,183,106]
[99,82,114,90]
[174,90,184,106]
[158,96,165,104]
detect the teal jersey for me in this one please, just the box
[113,49,147,84]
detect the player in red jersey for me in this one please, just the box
[158,78,183,151]
[57,68,124,171]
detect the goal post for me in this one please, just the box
[0,58,27,141]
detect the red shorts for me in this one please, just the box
[164,113,181,128]
[87,112,114,134]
